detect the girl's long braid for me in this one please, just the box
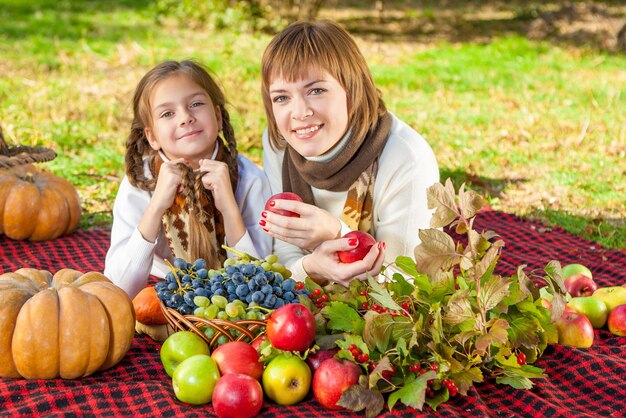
[219,105,239,192]
[126,123,157,191]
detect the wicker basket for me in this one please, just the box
[159,300,267,349]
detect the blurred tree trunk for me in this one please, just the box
[268,0,326,21]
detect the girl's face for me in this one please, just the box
[269,68,348,158]
[145,74,221,167]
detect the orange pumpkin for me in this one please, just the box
[0,268,135,379]
[0,164,81,241]
[133,286,168,325]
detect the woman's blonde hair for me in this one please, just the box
[261,20,387,150]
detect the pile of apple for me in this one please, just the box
[551,263,626,348]
[159,302,362,416]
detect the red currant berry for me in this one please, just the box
[517,353,527,365]
[359,290,368,296]
[313,288,322,297]
[401,301,410,310]
[449,387,458,397]
[295,282,304,290]
[361,302,369,309]
[430,363,438,372]
[348,343,356,351]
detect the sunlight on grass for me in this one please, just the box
[0,1,624,247]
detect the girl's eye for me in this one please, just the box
[190,102,204,108]
[272,95,288,103]
[160,111,173,118]
[309,88,326,95]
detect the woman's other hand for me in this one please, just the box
[301,238,386,287]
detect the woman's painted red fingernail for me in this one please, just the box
[378,242,386,250]
[259,220,266,227]
[261,211,268,218]
[263,228,269,233]
[348,238,358,246]
[269,201,275,207]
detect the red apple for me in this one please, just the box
[607,304,626,336]
[337,231,377,263]
[266,303,316,352]
[306,349,338,374]
[554,311,594,348]
[211,341,263,380]
[265,192,303,217]
[212,373,263,418]
[251,335,266,352]
[313,357,363,410]
[564,274,599,297]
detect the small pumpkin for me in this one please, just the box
[0,268,135,379]
[132,286,168,325]
[0,164,81,241]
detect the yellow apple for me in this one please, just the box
[592,287,626,313]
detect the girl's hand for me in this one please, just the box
[151,158,186,213]
[302,238,386,287]
[261,199,341,251]
[197,159,238,215]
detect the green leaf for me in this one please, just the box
[322,301,365,335]
[413,229,458,277]
[506,315,541,348]
[459,183,486,219]
[426,179,458,228]
[394,257,432,294]
[451,366,483,395]
[387,371,436,411]
[542,261,567,322]
[496,374,534,390]
[337,383,385,418]
[479,275,512,311]
[474,242,503,284]
[443,289,475,325]
[388,270,416,297]
[368,356,392,388]
[367,275,402,311]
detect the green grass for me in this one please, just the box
[1,0,624,248]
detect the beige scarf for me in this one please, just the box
[282,112,392,232]
[149,144,238,267]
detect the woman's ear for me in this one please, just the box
[145,127,160,151]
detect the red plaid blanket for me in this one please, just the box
[1,209,625,417]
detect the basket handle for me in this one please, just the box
[0,125,57,169]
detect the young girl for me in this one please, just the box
[105,60,272,298]
[259,20,439,286]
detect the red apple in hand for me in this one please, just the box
[306,349,339,374]
[265,192,303,217]
[337,231,377,263]
[212,373,263,418]
[554,311,594,348]
[266,303,316,352]
[211,341,263,380]
[564,274,599,297]
[607,304,626,336]
[313,357,363,410]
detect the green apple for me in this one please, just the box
[562,263,592,279]
[592,286,626,313]
[262,354,311,405]
[172,354,220,405]
[567,296,608,329]
[160,331,210,377]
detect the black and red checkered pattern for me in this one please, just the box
[1,209,625,417]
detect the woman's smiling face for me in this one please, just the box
[269,67,349,158]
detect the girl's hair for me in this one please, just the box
[261,20,387,150]
[126,60,238,190]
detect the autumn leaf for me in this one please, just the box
[427,179,458,228]
[367,275,402,311]
[474,241,504,283]
[516,265,539,300]
[542,260,567,322]
[337,382,385,418]
[478,275,512,311]
[459,183,486,219]
[363,312,393,353]
[506,315,541,348]
[443,290,474,325]
[451,366,483,395]
[474,318,510,355]
[413,229,458,277]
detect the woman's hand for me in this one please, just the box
[260,199,341,251]
[197,159,238,214]
[301,238,386,287]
